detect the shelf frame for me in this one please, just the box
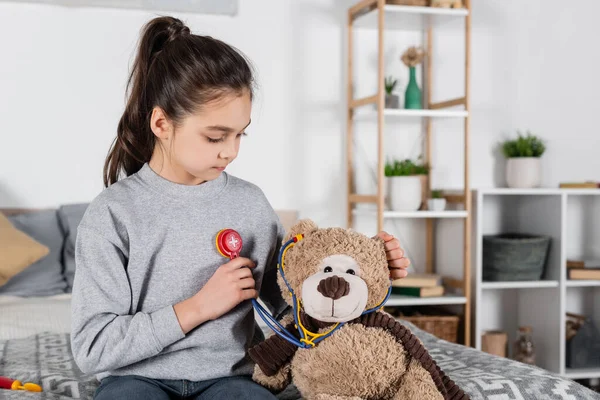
[346,0,472,346]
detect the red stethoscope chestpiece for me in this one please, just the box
[216,228,243,259]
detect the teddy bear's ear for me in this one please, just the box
[284,219,318,243]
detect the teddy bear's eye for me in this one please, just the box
[346,269,356,275]
[324,266,333,273]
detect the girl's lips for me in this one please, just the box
[214,167,226,171]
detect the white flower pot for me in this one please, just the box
[506,157,541,188]
[428,198,446,211]
[387,176,422,211]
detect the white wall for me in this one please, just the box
[1,0,599,244]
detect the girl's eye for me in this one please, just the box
[207,137,224,143]
[324,266,333,273]
[236,132,248,138]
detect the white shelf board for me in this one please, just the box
[482,281,559,289]
[354,209,468,219]
[564,368,600,380]
[566,280,600,287]
[385,294,467,307]
[354,108,468,120]
[354,4,468,31]
[475,188,600,196]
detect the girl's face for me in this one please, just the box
[150,91,252,185]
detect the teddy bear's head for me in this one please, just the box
[277,219,390,323]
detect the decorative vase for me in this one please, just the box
[387,176,422,211]
[506,157,541,188]
[482,331,508,358]
[404,66,422,109]
[427,198,446,211]
[385,94,399,109]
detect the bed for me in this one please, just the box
[1,207,598,400]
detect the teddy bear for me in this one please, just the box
[249,219,468,400]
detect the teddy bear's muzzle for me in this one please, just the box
[317,276,350,300]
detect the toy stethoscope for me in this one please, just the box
[216,229,392,349]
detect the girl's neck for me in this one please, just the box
[148,147,205,186]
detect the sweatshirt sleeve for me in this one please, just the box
[258,218,291,320]
[70,226,185,375]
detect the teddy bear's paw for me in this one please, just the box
[392,359,444,400]
[311,394,363,400]
[252,363,291,393]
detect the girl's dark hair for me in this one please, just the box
[103,16,254,187]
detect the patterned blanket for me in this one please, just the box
[1,322,598,400]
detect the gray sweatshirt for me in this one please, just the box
[70,163,287,381]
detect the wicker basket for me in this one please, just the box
[386,0,429,6]
[385,307,459,343]
[403,314,459,342]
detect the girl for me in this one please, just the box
[70,16,409,400]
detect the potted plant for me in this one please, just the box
[384,76,399,108]
[401,46,425,109]
[385,158,429,211]
[501,131,546,188]
[427,189,446,211]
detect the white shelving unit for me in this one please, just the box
[473,188,600,379]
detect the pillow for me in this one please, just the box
[57,203,89,290]
[0,213,50,286]
[0,210,68,296]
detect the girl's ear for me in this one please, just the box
[150,106,174,140]
[284,219,318,243]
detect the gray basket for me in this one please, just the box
[482,234,551,281]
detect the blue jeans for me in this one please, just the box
[94,374,278,400]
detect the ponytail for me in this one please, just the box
[104,16,254,187]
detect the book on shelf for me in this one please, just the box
[391,273,441,288]
[559,181,600,189]
[568,268,600,280]
[567,259,600,269]
[391,285,444,298]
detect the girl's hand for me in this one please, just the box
[375,232,410,280]
[174,257,257,334]
[196,257,258,321]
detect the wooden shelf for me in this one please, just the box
[354,209,468,219]
[564,368,600,380]
[354,108,468,120]
[354,4,468,31]
[385,294,467,307]
[476,188,600,196]
[481,281,559,289]
[346,0,472,345]
[566,280,600,287]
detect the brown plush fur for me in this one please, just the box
[252,313,295,392]
[291,323,408,399]
[251,219,467,400]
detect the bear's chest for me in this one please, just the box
[291,323,408,398]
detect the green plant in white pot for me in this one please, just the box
[502,131,546,188]
[384,76,399,109]
[427,189,446,211]
[385,158,429,211]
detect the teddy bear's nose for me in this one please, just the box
[317,276,350,300]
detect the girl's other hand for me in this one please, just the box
[375,232,410,280]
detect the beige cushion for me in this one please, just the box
[0,213,50,286]
[275,210,298,234]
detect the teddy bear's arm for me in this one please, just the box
[354,311,469,400]
[248,320,299,376]
[252,360,292,393]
